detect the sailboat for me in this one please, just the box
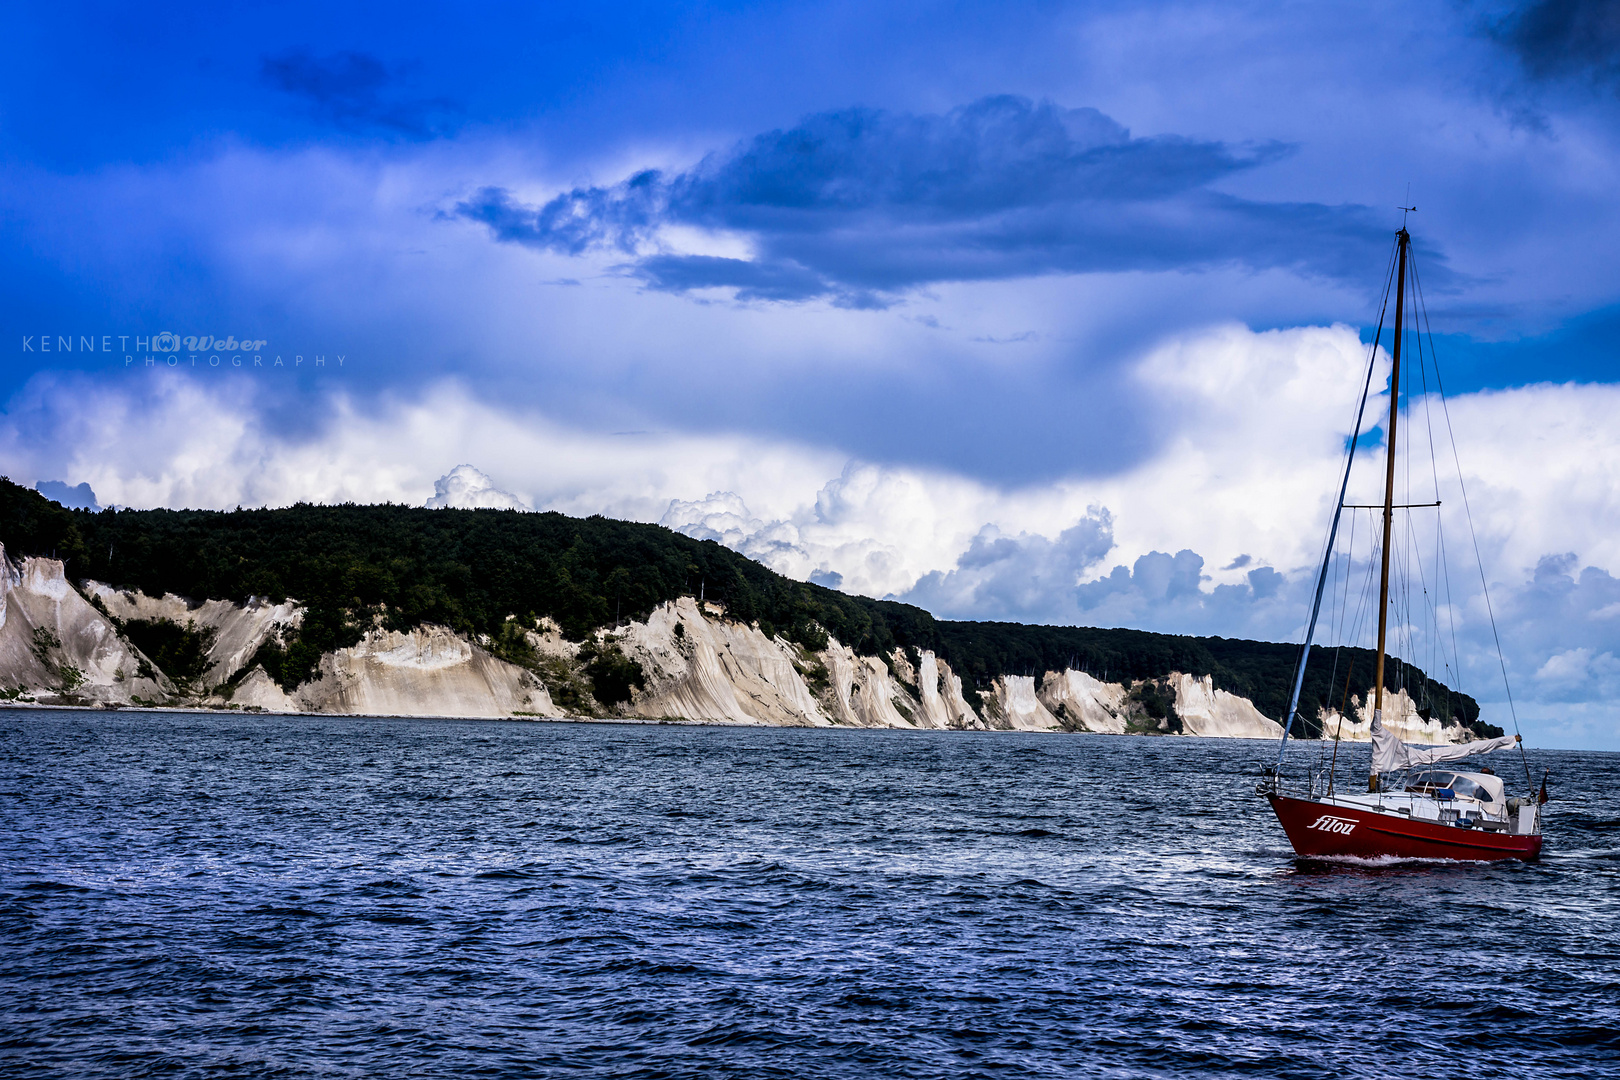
[1258,218,1544,861]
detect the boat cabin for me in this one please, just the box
[1311,764,1539,835]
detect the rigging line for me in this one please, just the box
[1412,251,1531,789]
[1341,511,1382,717]
[1338,509,1359,643]
[1402,337,1434,718]
[1344,511,1377,659]
[1400,289,1440,713]
[1388,437,1445,699]
[1275,238,1399,765]
[1321,540,1346,741]
[1328,515,1380,795]
[1398,514,1418,701]
[1329,643,1362,797]
[1400,283,1423,701]
[1322,506,1363,737]
[1389,326,1413,698]
[1413,302,1467,716]
[1364,519,1385,667]
[1324,505,1361,722]
[1323,502,1365,722]
[1402,499,1446,718]
[1437,482,1465,709]
[1408,278,1451,697]
[1350,513,1374,654]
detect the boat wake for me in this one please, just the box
[1290,852,1497,871]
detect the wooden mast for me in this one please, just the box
[1371,227,1409,788]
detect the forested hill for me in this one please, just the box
[0,478,1484,734]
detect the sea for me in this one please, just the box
[2,710,1616,1079]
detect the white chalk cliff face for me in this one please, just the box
[614,600,1291,738]
[0,549,1479,742]
[289,626,559,718]
[1170,673,1285,739]
[621,597,830,725]
[0,555,557,719]
[1039,669,1128,733]
[0,547,171,703]
[914,649,984,729]
[992,675,1063,731]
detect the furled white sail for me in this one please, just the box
[1370,709,1519,775]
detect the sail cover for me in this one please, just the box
[1371,710,1519,775]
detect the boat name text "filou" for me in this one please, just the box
[1307,815,1358,835]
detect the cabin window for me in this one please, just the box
[1407,771,1457,794]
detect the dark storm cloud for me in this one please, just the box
[262,50,460,137]
[634,254,844,304]
[457,95,1392,305]
[1492,0,1620,84]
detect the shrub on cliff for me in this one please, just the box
[579,640,646,708]
[117,618,217,695]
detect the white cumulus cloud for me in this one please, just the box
[425,464,531,510]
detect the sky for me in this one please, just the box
[4,0,1620,748]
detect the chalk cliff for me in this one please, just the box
[289,625,560,719]
[0,548,171,704]
[620,597,828,726]
[914,650,984,729]
[617,598,980,730]
[1315,687,1476,745]
[1170,673,1286,740]
[990,675,1063,731]
[1039,669,1128,733]
[0,549,1483,744]
[0,553,558,719]
[85,580,301,687]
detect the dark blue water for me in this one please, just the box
[2,711,1617,1079]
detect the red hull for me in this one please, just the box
[1267,794,1541,862]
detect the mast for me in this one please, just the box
[1370,227,1409,787]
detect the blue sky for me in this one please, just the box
[5,0,1620,746]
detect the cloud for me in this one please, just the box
[660,490,810,568]
[34,480,100,512]
[424,464,530,510]
[261,49,460,137]
[1491,0,1620,86]
[1072,552,1292,634]
[970,331,1039,344]
[1078,548,1209,607]
[634,254,840,305]
[456,95,1394,306]
[1499,554,1620,699]
[901,517,1115,621]
[658,469,975,598]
